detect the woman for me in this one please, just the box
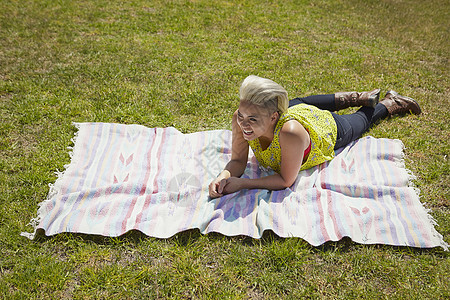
[208,75,421,198]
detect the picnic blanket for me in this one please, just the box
[22,122,448,250]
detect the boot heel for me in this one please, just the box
[385,90,397,97]
[368,90,380,108]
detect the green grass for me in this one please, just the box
[0,0,449,298]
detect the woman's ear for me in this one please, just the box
[270,111,280,123]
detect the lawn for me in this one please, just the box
[0,0,448,298]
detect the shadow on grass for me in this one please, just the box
[32,228,448,257]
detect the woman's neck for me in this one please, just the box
[258,121,278,150]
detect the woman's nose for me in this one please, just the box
[240,119,249,127]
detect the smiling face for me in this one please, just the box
[236,101,279,141]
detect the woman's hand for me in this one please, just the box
[209,177,224,198]
[209,177,246,198]
[219,177,246,195]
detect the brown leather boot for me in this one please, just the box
[334,89,380,111]
[379,90,422,116]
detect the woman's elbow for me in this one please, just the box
[282,182,294,189]
[280,174,298,189]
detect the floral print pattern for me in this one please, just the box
[248,104,337,173]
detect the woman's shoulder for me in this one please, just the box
[279,119,308,140]
[280,118,302,131]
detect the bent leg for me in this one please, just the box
[291,90,381,112]
[289,94,336,111]
[332,104,388,149]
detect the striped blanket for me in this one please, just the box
[22,122,448,250]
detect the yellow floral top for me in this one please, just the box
[248,104,337,173]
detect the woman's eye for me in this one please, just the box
[250,118,257,122]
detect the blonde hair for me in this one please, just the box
[239,75,288,114]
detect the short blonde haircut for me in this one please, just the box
[239,75,288,114]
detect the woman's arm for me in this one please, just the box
[209,110,249,198]
[217,120,309,194]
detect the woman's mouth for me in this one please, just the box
[242,129,254,137]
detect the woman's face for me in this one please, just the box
[237,101,278,141]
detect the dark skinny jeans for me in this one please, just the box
[289,94,388,149]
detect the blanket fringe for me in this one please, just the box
[395,139,449,251]
[427,211,449,251]
[20,122,82,240]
